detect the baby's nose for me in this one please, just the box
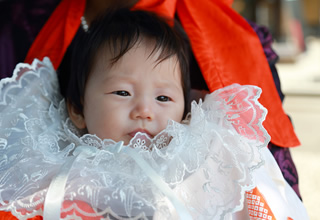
[130,99,154,120]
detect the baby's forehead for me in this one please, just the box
[93,38,180,70]
[97,37,157,57]
[86,43,182,92]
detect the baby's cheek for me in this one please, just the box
[160,119,171,132]
[85,118,107,138]
[173,110,184,123]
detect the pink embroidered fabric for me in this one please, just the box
[0,58,270,219]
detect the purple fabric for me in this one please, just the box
[0,22,16,79]
[0,0,60,79]
[247,20,278,64]
[249,20,301,199]
[269,143,302,200]
[248,20,285,102]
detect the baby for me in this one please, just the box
[0,8,308,220]
[61,8,190,145]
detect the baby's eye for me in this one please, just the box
[156,95,171,102]
[112,91,130,96]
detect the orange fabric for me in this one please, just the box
[24,0,86,70]
[246,187,276,219]
[134,0,300,147]
[24,0,300,147]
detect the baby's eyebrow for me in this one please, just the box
[156,80,176,87]
[102,74,132,83]
[102,74,182,92]
[155,80,182,92]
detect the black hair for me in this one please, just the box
[61,8,191,116]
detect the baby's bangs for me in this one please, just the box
[102,15,179,66]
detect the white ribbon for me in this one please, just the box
[43,146,96,220]
[43,143,192,219]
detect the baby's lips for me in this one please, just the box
[129,129,153,138]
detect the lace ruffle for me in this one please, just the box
[0,58,270,219]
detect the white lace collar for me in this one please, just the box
[0,58,270,219]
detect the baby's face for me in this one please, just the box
[81,42,185,144]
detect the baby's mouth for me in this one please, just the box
[129,129,153,139]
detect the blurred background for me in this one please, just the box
[233,1,320,219]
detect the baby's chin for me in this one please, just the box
[97,132,160,146]
[123,133,154,146]
[90,134,135,146]
[114,135,135,146]
[123,137,132,146]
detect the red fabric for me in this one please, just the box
[220,0,234,6]
[24,0,300,147]
[134,0,300,147]
[60,200,102,219]
[0,211,42,220]
[0,200,101,219]
[24,0,86,70]
[132,0,177,18]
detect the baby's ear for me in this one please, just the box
[67,101,86,129]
